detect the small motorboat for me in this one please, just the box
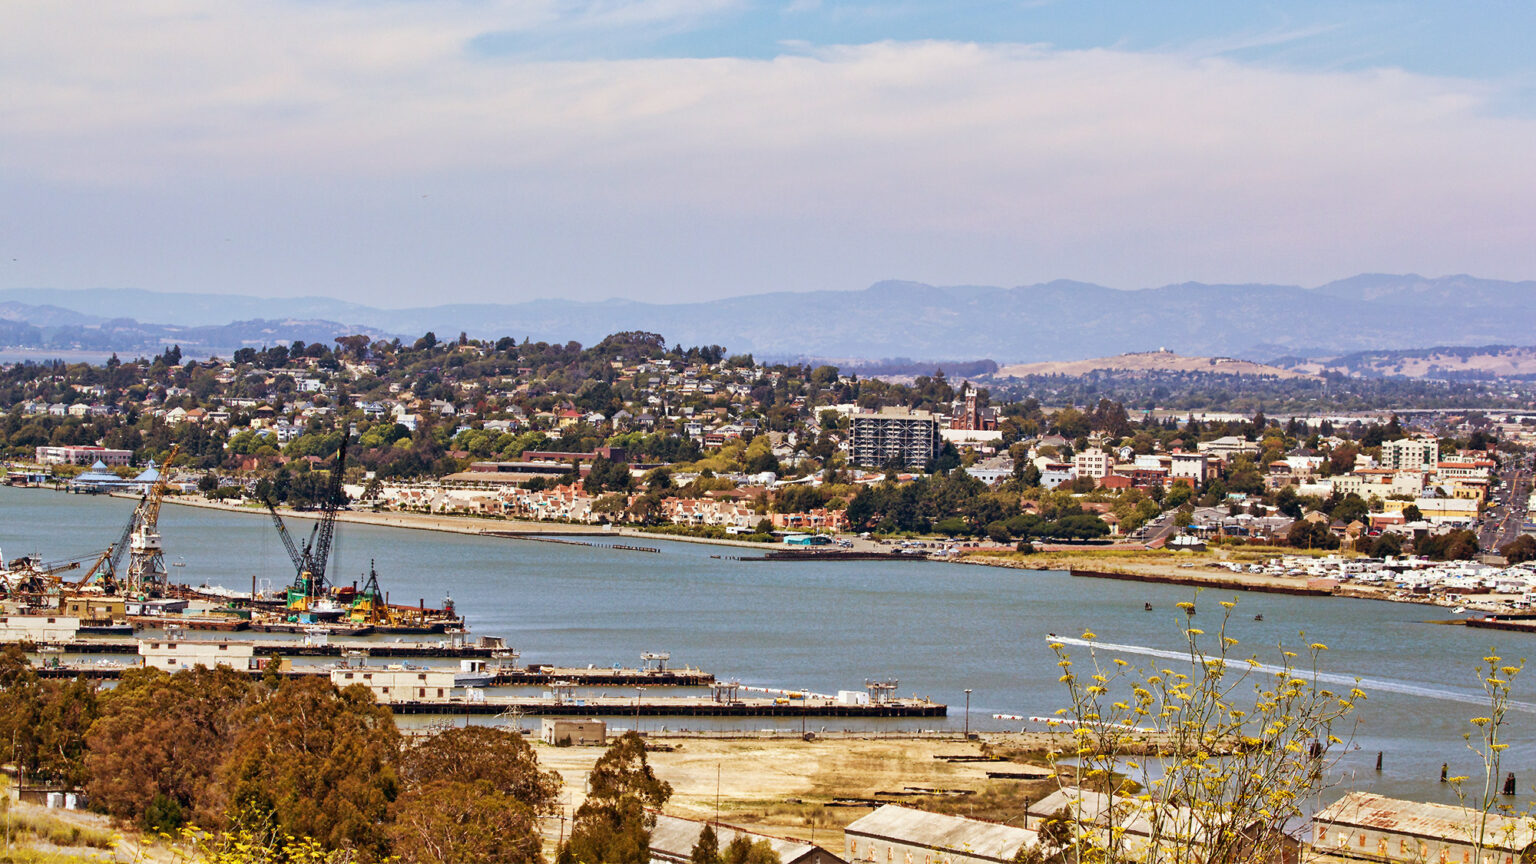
[1254,614,1264,622]
[1144,602,1153,611]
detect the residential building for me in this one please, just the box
[1382,436,1439,472]
[851,408,940,468]
[1196,436,1261,461]
[1074,448,1112,480]
[1169,452,1212,485]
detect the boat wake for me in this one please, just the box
[1047,636,1536,714]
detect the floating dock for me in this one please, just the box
[31,663,715,687]
[387,695,946,718]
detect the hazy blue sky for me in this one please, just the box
[4,1,1534,306]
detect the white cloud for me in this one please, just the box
[2,2,1534,299]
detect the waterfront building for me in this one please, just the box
[850,408,940,468]
[139,639,259,672]
[34,445,132,466]
[330,667,457,703]
[0,615,79,643]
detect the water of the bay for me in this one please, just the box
[2,485,1530,805]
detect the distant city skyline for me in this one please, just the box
[3,1,1534,306]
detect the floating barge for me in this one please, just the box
[1464,616,1536,634]
[387,695,946,718]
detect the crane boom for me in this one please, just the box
[80,503,139,590]
[265,499,304,572]
[306,433,348,594]
[125,443,179,595]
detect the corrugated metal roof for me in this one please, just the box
[1027,788,1224,846]
[648,813,841,864]
[1313,792,1536,852]
[844,804,1038,862]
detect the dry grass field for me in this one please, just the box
[534,733,1065,848]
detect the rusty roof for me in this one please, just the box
[845,804,1038,864]
[1313,792,1536,852]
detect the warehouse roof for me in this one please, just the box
[647,813,843,864]
[1314,792,1536,852]
[844,804,1038,864]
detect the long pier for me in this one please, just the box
[387,696,946,718]
[32,663,715,687]
[1068,568,1335,597]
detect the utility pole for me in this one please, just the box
[964,689,972,738]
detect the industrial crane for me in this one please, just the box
[306,432,347,594]
[78,502,140,593]
[269,433,348,612]
[123,444,179,596]
[264,497,318,576]
[0,553,83,596]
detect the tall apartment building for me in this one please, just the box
[851,407,940,468]
[1073,448,1112,479]
[1382,436,1439,472]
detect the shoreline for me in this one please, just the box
[18,486,1488,619]
[154,492,790,551]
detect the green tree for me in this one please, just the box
[558,732,672,864]
[389,781,542,864]
[1369,532,1404,558]
[1330,493,1369,526]
[1287,519,1340,550]
[86,666,257,826]
[218,678,400,859]
[1501,535,1536,564]
[722,835,782,864]
[397,725,560,814]
[690,824,724,864]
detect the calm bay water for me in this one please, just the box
[2,485,1531,804]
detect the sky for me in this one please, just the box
[3,1,1536,307]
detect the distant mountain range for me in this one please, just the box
[1,273,1533,364]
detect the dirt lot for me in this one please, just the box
[534,732,1065,848]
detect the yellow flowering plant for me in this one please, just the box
[1041,595,1362,864]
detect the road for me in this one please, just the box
[1480,458,1532,553]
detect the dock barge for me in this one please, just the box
[388,695,945,718]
